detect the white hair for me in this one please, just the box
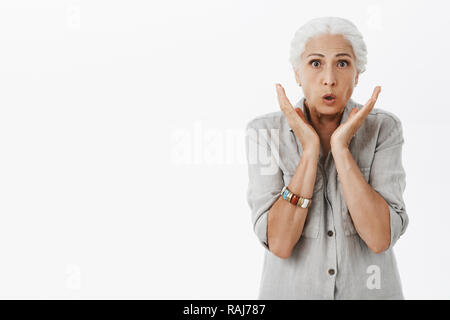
[289,17,367,74]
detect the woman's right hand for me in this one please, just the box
[275,83,320,153]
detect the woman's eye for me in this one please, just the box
[338,60,349,67]
[310,60,321,67]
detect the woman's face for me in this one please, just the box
[295,33,359,120]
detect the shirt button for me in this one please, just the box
[327,230,334,237]
[328,269,335,276]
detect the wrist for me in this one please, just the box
[331,143,349,154]
[302,147,320,159]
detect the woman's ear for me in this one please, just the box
[354,71,360,87]
[294,69,302,86]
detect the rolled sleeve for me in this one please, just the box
[245,120,284,251]
[369,116,409,251]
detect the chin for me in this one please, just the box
[318,104,340,111]
[321,98,345,107]
[316,102,345,115]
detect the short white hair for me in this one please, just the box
[289,17,367,74]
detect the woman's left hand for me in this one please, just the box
[330,86,381,151]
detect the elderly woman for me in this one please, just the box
[245,17,408,299]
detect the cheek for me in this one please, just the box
[302,73,319,89]
[301,84,317,100]
[347,70,358,84]
[341,86,354,101]
[340,74,357,90]
[301,69,316,81]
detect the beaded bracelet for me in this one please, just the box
[280,186,312,209]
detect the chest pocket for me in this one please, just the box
[339,167,371,236]
[282,171,324,238]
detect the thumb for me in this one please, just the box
[295,107,307,123]
[348,108,358,119]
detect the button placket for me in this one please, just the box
[321,155,337,298]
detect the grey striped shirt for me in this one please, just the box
[245,97,408,299]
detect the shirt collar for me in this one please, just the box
[289,97,357,160]
[290,96,355,129]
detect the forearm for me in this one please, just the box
[267,149,320,258]
[331,146,390,253]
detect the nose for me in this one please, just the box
[322,66,336,86]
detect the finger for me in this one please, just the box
[295,107,307,122]
[348,108,358,119]
[275,83,297,119]
[372,85,381,100]
[356,86,381,121]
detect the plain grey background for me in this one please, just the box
[0,0,448,299]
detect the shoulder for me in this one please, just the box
[245,110,285,131]
[369,107,403,127]
[368,107,404,141]
[349,99,405,147]
[357,103,405,146]
[351,98,403,131]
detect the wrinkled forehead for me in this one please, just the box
[301,33,355,59]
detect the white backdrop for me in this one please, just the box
[0,0,448,299]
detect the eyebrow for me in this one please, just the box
[307,53,353,58]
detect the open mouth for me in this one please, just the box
[322,94,336,104]
[322,94,336,100]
